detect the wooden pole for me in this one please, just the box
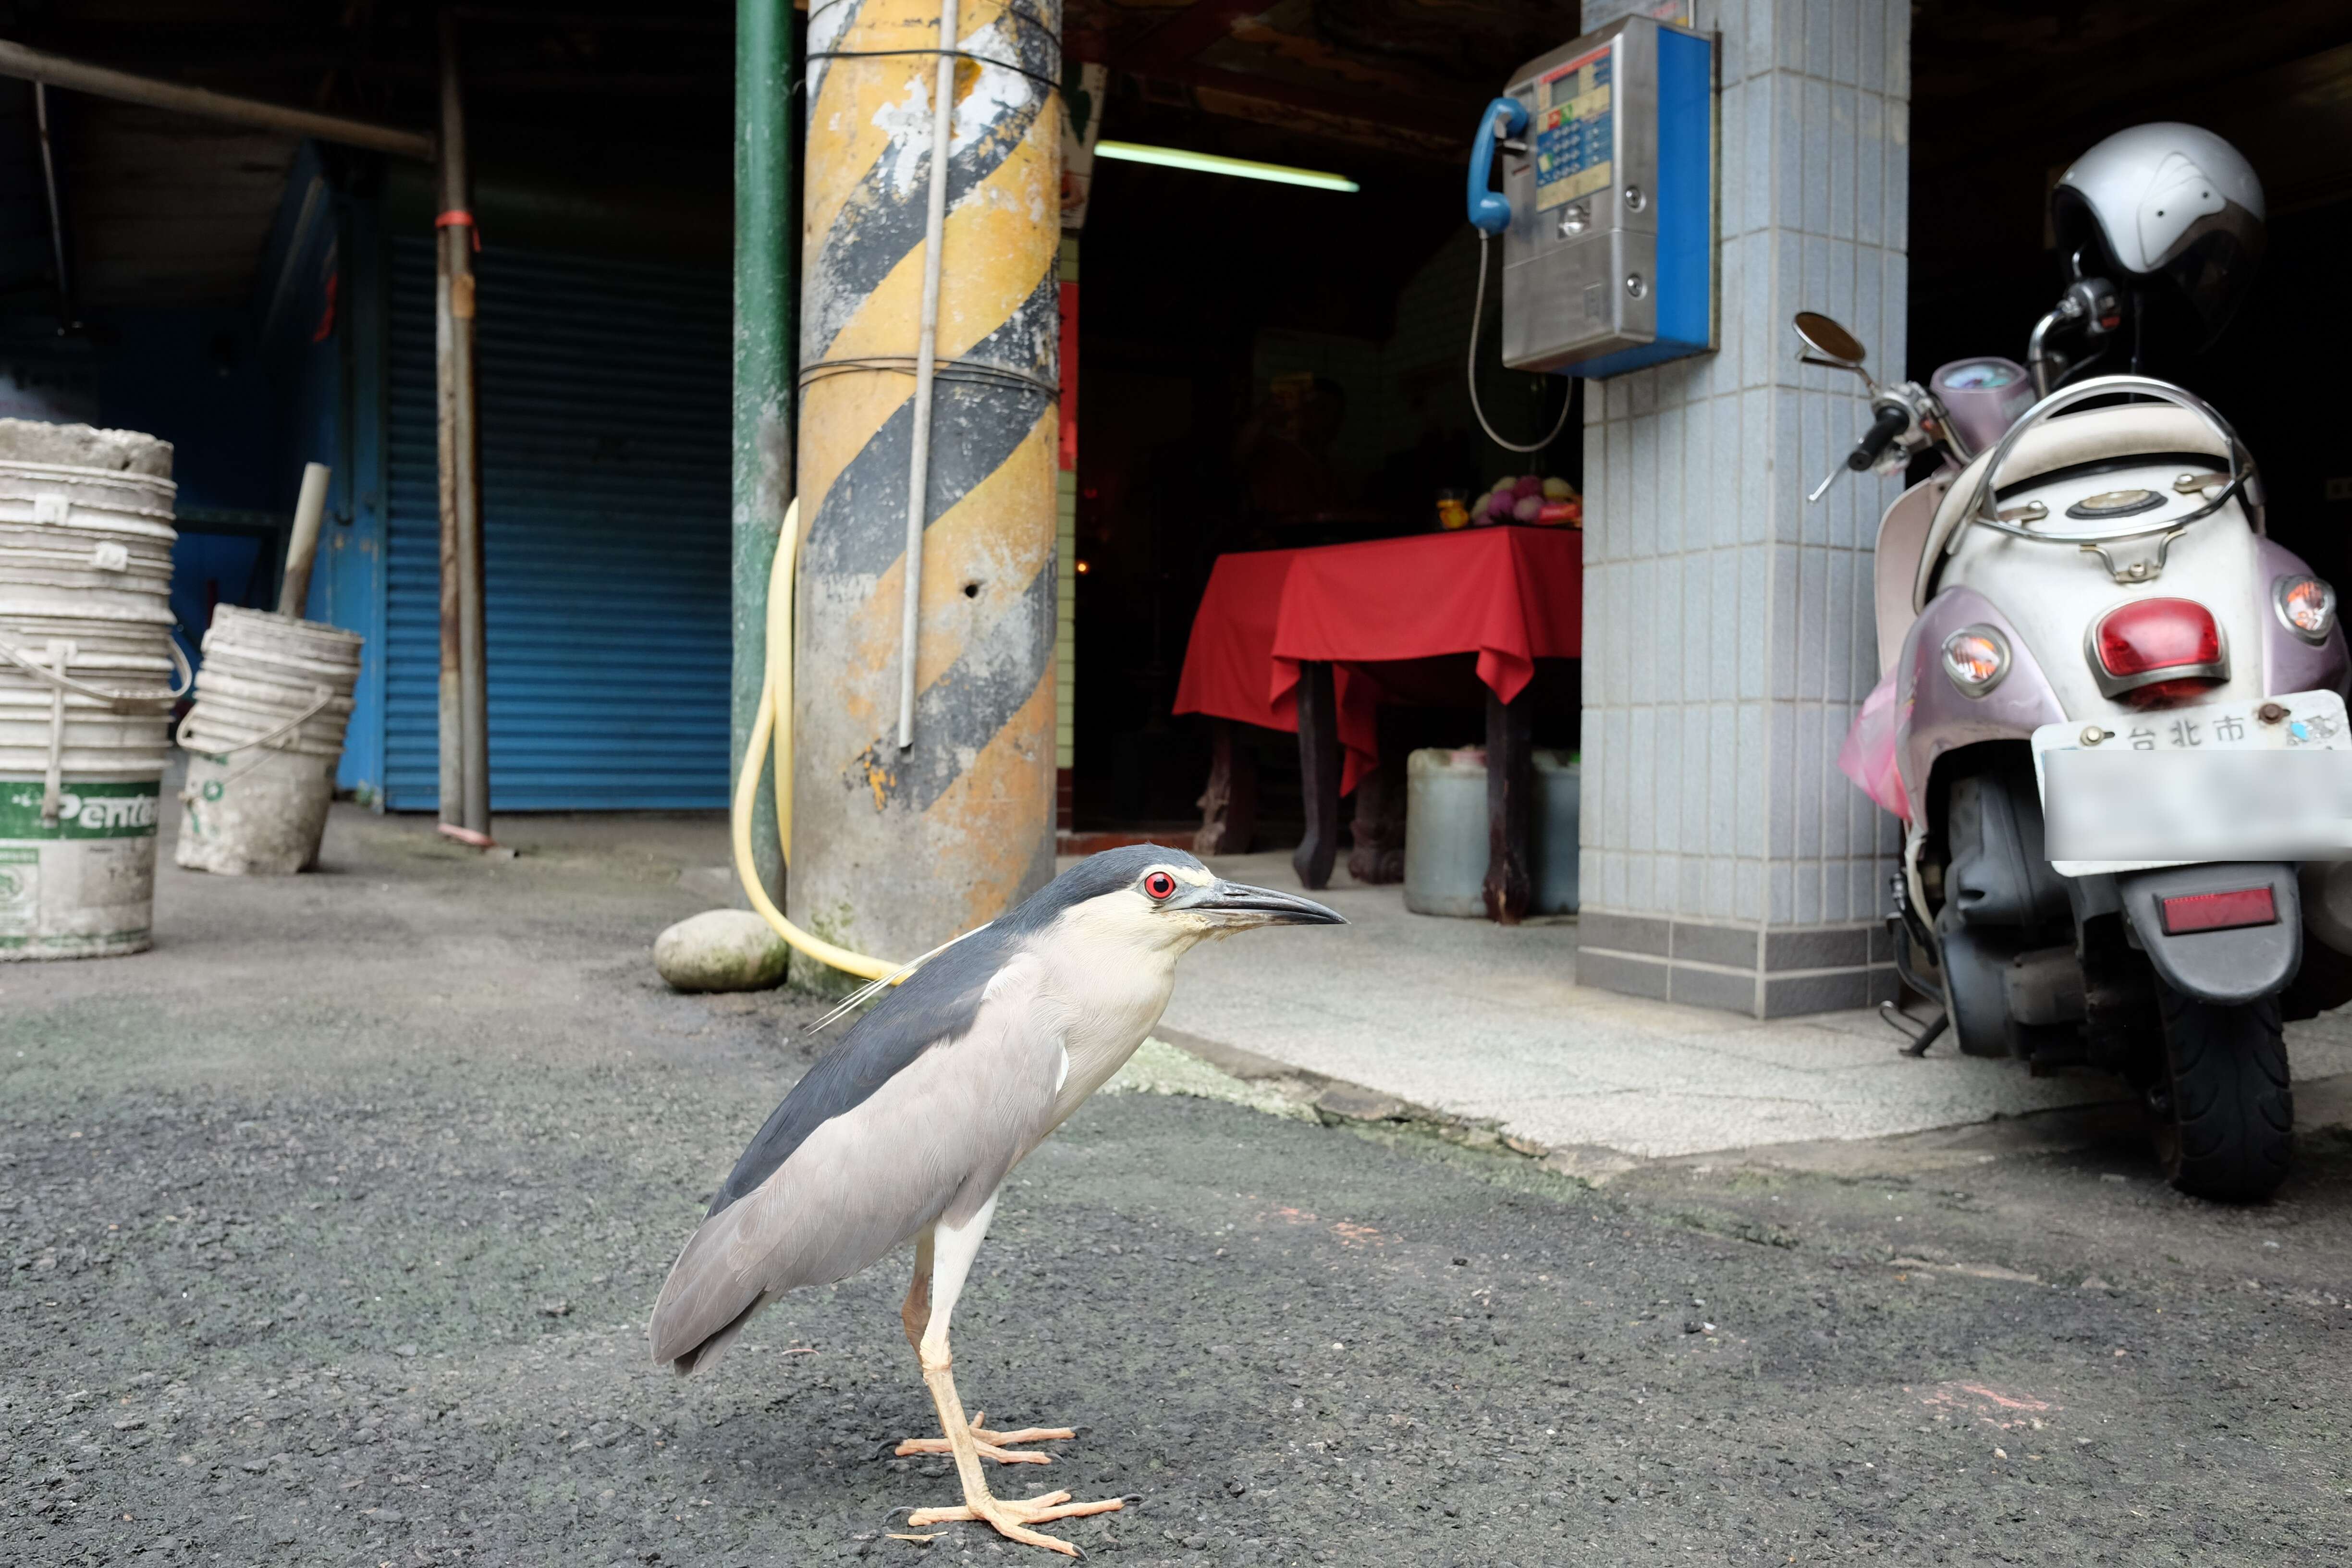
[435,8,490,837]
[278,462,332,618]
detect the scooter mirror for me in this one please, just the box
[1793,311,1867,368]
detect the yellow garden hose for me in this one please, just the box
[732,499,902,982]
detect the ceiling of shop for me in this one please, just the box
[62,105,297,305]
[0,0,2342,307]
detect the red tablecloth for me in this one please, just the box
[1173,526,1583,791]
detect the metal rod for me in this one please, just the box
[434,40,465,828]
[895,0,957,752]
[435,9,490,836]
[31,82,67,308]
[279,463,333,618]
[442,8,490,837]
[731,0,794,901]
[2026,308,2060,400]
[0,38,434,160]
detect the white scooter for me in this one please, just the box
[1811,286,2352,1200]
[1816,122,2352,1202]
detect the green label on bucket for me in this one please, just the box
[0,780,161,839]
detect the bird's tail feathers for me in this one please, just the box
[648,1211,768,1373]
[667,1290,768,1377]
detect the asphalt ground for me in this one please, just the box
[5,809,2349,1566]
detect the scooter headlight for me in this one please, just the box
[2274,575,2337,644]
[1941,625,2009,696]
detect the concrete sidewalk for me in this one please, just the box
[1159,851,2352,1165]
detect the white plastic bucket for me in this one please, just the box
[0,437,183,958]
[175,604,364,875]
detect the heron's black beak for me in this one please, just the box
[1197,880,1347,926]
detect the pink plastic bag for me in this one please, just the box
[1837,668,1911,822]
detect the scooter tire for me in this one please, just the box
[2147,983,2293,1202]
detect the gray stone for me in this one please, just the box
[0,417,172,477]
[654,908,790,992]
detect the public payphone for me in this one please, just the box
[1466,14,1717,382]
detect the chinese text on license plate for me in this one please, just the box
[2034,689,2352,876]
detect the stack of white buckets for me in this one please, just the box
[0,429,363,962]
[0,423,189,958]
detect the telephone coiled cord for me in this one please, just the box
[1467,232,1577,456]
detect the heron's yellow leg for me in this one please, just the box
[895,1240,1072,1463]
[894,1202,1125,1555]
[903,1335,1122,1556]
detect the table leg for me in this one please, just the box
[1193,718,1260,857]
[1292,661,1340,890]
[1346,710,1408,885]
[1482,685,1533,923]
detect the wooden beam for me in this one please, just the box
[0,37,434,160]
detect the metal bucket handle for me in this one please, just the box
[0,628,193,706]
[175,683,337,763]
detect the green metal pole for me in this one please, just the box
[731,0,793,905]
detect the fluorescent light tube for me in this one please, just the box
[1092,140,1359,193]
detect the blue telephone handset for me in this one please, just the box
[1466,96,1531,234]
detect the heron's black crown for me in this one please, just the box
[999,844,1204,934]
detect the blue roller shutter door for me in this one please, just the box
[383,237,731,809]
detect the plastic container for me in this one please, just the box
[1532,749,1581,914]
[1403,746,1581,917]
[1404,747,1491,916]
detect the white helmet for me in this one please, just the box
[2051,122,2265,345]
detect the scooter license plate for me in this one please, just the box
[2033,689,2352,876]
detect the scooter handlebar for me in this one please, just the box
[1848,404,1909,471]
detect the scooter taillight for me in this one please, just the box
[2090,598,2228,705]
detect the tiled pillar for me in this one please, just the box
[1577,0,1909,1017]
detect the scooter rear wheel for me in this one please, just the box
[2146,983,2293,1202]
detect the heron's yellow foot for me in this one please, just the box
[905,1488,1124,1557]
[895,1409,1077,1466]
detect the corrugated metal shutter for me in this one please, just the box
[384,237,731,809]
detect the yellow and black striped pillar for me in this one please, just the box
[790,0,1063,979]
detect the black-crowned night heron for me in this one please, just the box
[649,845,1342,1555]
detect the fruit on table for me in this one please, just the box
[1470,476,1578,522]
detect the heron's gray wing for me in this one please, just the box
[648,953,1065,1373]
[700,920,1025,1220]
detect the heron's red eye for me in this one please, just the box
[1144,871,1177,901]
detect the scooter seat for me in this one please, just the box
[1913,404,2230,611]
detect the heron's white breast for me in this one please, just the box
[1031,900,1186,1125]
